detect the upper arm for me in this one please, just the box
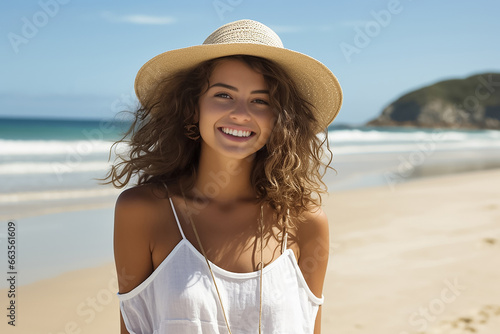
[296,207,330,334]
[114,187,156,294]
[297,207,330,297]
[113,187,158,333]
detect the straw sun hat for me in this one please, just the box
[135,19,343,132]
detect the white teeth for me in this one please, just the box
[221,127,252,138]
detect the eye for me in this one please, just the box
[252,98,269,105]
[215,93,231,99]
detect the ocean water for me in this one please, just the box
[0,117,499,201]
[326,125,500,190]
[0,117,128,196]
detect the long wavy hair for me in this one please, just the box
[105,55,333,227]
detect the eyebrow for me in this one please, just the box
[209,83,269,95]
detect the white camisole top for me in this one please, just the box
[118,197,324,334]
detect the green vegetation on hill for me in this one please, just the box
[367,73,500,129]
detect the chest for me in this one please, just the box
[152,199,298,273]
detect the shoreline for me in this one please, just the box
[0,186,120,221]
[3,143,500,221]
[1,168,499,333]
[0,207,115,288]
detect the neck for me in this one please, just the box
[191,144,256,204]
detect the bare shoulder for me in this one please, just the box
[114,183,175,233]
[296,206,329,243]
[114,183,171,294]
[114,185,167,244]
[115,183,166,214]
[294,205,330,299]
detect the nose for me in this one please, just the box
[229,101,251,122]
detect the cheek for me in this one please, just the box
[199,98,231,121]
[256,116,276,146]
[198,113,214,140]
[260,114,276,135]
[198,99,216,126]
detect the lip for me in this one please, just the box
[218,127,256,142]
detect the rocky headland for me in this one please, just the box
[367,73,500,129]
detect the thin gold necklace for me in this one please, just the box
[180,190,264,334]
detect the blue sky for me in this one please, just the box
[1,0,499,125]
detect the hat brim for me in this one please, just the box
[135,43,342,133]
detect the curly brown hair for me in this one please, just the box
[105,55,333,227]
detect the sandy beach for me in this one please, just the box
[1,168,499,333]
[322,168,500,334]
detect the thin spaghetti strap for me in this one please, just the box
[281,226,288,254]
[168,198,186,240]
[163,183,187,240]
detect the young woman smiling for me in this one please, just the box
[107,19,342,334]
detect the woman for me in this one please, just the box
[109,19,342,334]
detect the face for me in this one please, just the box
[197,59,276,160]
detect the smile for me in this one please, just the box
[220,127,254,138]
